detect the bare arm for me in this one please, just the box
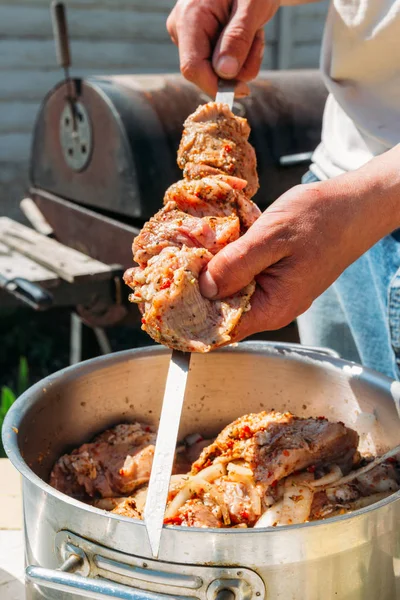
[199,144,400,337]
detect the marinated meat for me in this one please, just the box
[124,246,255,353]
[49,423,192,500]
[178,103,259,198]
[124,102,261,353]
[133,201,240,266]
[192,412,359,490]
[309,461,400,520]
[163,177,260,229]
[172,499,223,528]
[50,411,398,529]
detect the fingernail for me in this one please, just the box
[216,56,239,78]
[200,271,218,299]
[259,44,265,60]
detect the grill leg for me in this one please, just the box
[70,312,82,365]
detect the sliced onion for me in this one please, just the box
[164,470,230,524]
[249,484,262,516]
[318,445,400,490]
[185,433,203,446]
[186,478,231,525]
[227,462,253,478]
[279,475,314,525]
[254,500,283,528]
[93,497,128,511]
[197,462,226,482]
[347,491,393,511]
[132,487,149,513]
[164,484,192,519]
[310,465,342,488]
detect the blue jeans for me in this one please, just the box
[297,171,400,380]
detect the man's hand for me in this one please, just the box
[167,0,279,97]
[199,148,400,340]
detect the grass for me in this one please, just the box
[0,356,29,457]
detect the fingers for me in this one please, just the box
[229,271,312,342]
[167,2,220,97]
[199,219,283,299]
[212,0,260,79]
[238,28,265,82]
[167,0,274,96]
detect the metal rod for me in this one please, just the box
[70,312,83,365]
[51,1,71,70]
[94,327,113,355]
[59,554,83,573]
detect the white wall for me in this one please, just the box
[0,0,329,220]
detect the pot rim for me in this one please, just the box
[3,340,400,535]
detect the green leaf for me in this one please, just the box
[0,386,16,419]
[17,356,29,396]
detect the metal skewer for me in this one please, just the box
[216,78,235,110]
[144,349,191,558]
[144,81,235,558]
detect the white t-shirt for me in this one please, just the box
[311,0,400,181]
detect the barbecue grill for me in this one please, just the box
[0,2,327,330]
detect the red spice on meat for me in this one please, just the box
[239,425,252,439]
[164,516,183,525]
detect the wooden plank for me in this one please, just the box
[0,134,31,161]
[0,245,57,284]
[293,1,328,44]
[293,0,329,19]
[0,68,177,101]
[0,162,27,183]
[0,101,40,134]
[0,0,175,11]
[0,217,113,283]
[290,42,322,68]
[0,39,180,70]
[0,6,172,41]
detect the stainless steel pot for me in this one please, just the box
[3,341,400,600]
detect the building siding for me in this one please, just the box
[0,0,329,220]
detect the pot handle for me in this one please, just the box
[26,565,235,600]
[26,565,180,600]
[268,341,341,359]
[295,344,341,359]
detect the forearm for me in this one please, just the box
[317,145,400,254]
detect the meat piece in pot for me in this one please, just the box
[192,412,359,491]
[124,246,255,353]
[49,423,191,500]
[171,499,223,528]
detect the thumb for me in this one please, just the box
[199,228,273,299]
[212,0,259,79]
